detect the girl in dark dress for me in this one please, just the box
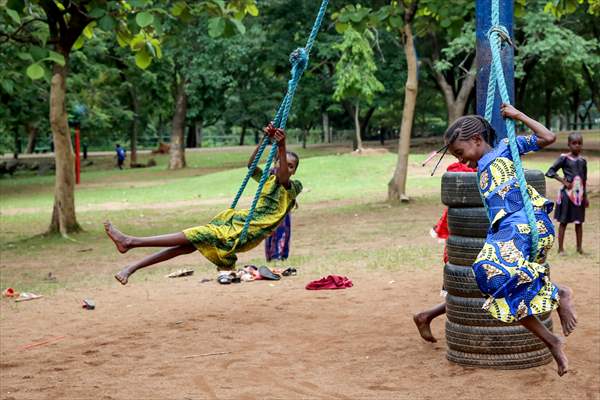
[546,132,588,254]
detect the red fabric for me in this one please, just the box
[434,162,476,262]
[306,275,353,290]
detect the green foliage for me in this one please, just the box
[333,28,384,105]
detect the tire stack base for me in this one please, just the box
[442,171,552,369]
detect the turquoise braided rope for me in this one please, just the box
[230,136,269,209]
[235,0,330,243]
[482,0,539,261]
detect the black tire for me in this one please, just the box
[443,263,482,298]
[445,320,552,354]
[447,207,489,238]
[446,348,552,369]
[441,170,546,207]
[445,295,552,327]
[446,236,485,266]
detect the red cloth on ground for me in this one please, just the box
[305,275,353,290]
[433,162,477,263]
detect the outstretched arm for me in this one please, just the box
[501,103,556,148]
[272,128,291,188]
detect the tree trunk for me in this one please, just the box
[388,22,418,202]
[128,86,140,165]
[26,122,37,153]
[48,62,80,235]
[302,128,308,149]
[571,89,580,130]
[186,122,197,148]
[168,77,188,170]
[196,119,203,148]
[360,107,376,138]
[544,86,553,128]
[582,64,600,113]
[354,101,363,152]
[239,125,246,146]
[321,111,329,143]
[433,63,476,123]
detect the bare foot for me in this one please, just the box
[413,313,437,343]
[577,249,586,255]
[114,269,130,285]
[104,221,130,254]
[549,335,569,377]
[557,286,578,336]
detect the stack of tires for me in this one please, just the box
[441,170,553,369]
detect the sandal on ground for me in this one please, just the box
[217,273,233,285]
[282,267,297,277]
[258,266,281,281]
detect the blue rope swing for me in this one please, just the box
[230,0,330,244]
[482,0,539,261]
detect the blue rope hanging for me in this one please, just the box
[481,0,539,262]
[230,0,330,244]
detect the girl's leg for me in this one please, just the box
[104,221,190,253]
[557,223,567,253]
[575,223,583,253]
[115,243,196,285]
[520,316,568,376]
[558,222,567,254]
[413,302,446,343]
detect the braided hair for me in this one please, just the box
[444,115,497,147]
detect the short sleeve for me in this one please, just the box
[288,180,303,199]
[516,135,540,155]
[250,167,264,183]
[545,155,565,179]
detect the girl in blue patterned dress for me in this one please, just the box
[443,104,577,376]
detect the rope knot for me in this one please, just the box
[487,25,515,48]
[289,47,308,70]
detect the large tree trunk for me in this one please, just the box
[239,125,246,146]
[354,101,363,152]
[321,111,329,143]
[128,85,140,165]
[168,77,187,170]
[388,22,418,202]
[25,122,37,153]
[48,62,80,235]
[196,119,203,148]
[433,63,476,123]
[360,107,376,138]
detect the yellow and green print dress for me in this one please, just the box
[183,169,302,269]
[474,135,559,323]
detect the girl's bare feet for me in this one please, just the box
[104,221,130,254]
[557,286,578,336]
[549,335,569,376]
[114,268,131,285]
[413,313,437,343]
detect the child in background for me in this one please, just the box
[546,132,588,254]
[115,144,126,169]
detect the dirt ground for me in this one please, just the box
[1,156,599,399]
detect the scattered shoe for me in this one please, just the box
[282,267,297,276]
[258,266,281,281]
[166,269,194,278]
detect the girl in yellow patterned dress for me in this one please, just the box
[105,125,301,285]
[443,104,577,376]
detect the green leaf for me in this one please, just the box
[26,63,45,80]
[1,79,14,95]
[135,48,152,69]
[83,23,94,39]
[46,50,65,66]
[171,2,187,16]
[98,15,116,31]
[335,22,349,34]
[88,8,105,18]
[208,17,226,37]
[246,4,259,16]
[229,18,246,35]
[73,35,85,50]
[6,8,20,24]
[136,11,154,27]
[130,34,145,51]
[17,52,33,62]
[145,41,156,58]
